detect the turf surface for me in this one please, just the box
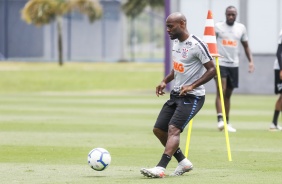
[0,62,281,184]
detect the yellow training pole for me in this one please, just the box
[215,57,232,161]
[185,119,193,158]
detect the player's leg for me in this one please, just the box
[270,70,282,131]
[215,66,228,131]
[153,99,176,146]
[271,94,282,130]
[215,77,227,115]
[153,126,189,174]
[153,127,189,169]
[224,67,238,132]
[224,86,234,123]
[169,95,205,176]
[215,77,227,131]
[153,128,167,146]
[140,98,175,178]
[153,95,189,160]
[165,124,193,176]
[141,95,205,177]
[224,86,236,132]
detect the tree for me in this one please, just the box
[122,0,164,18]
[122,0,164,61]
[21,0,103,66]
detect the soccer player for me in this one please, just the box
[140,12,216,178]
[270,29,282,131]
[214,6,255,132]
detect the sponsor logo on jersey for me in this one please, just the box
[222,39,237,47]
[182,48,189,58]
[173,60,184,73]
[172,49,181,53]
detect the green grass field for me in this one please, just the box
[0,62,281,184]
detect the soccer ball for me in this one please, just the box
[88,148,111,171]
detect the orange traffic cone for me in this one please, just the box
[203,10,220,57]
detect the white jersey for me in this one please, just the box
[172,34,213,96]
[215,21,248,67]
[274,29,282,70]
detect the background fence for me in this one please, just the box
[0,0,164,62]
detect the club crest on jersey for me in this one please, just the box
[182,48,189,58]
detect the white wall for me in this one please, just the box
[178,0,281,54]
[179,0,239,44]
[248,0,280,54]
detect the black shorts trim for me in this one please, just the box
[274,70,282,94]
[154,92,205,132]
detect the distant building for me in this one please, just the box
[0,0,124,61]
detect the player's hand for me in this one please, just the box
[179,85,193,96]
[156,81,166,97]
[248,62,255,73]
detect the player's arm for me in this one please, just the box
[242,41,255,73]
[276,43,282,79]
[156,69,174,97]
[180,61,215,95]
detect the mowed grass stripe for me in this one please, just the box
[0,94,274,115]
[0,131,156,147]
[0,107,273,119]
[0,96,162,105]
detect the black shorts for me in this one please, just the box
[274,70,282,94]
[154,91,205,132]
[215,66,239,88]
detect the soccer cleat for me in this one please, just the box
[217,121,224,131]
[269,123,282,131]
[140,167,165,178]
[217,121,236,132]
[170,159,193,176]
[227,124,237,132]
